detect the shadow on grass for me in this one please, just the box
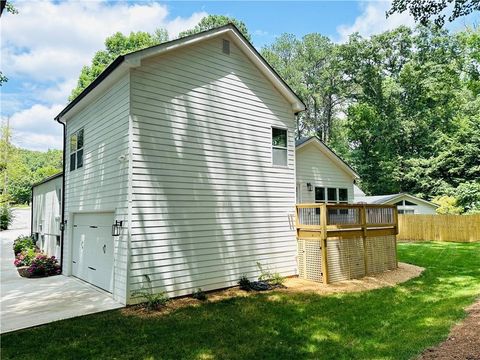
[1,242,479,360]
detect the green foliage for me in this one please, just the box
[456,181,480,214]
[238,275,251,291]
[256,262,285,286]
[13,235,35,255]
[192,288,207,301]
[132,288,169,311]
[178,15,251,41]
[0,203,14,230]
[70,29,169,100]
[1,125,63,204]
[432,196,463,214]
[387,0,479,27]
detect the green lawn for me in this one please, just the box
[2,242,479,360]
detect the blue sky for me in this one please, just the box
[1,1,478,151]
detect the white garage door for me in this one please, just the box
[72,213,114,293]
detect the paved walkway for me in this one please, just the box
[1,208,123,334]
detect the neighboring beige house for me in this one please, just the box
[295,136,359,205]
[49,24,305,304]
[354,186,438,214]
[31,173,63,260]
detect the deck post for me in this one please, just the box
[320,203,329,284]
[361,205,368,276]
[393,206,399,268]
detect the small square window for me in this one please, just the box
[272,128,287,167]
[339,188,348,203]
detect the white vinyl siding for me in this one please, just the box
[32,175,63,260]
[129,35,297,299]
[296,143,355,204]
[386,196,437,215]
[63,73,130,304]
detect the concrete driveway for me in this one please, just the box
[1,208,123,334]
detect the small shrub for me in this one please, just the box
[26,254,61,277]
[192,288,207,301]
[14,248,36,267]
[256,262,285,286]
[238,275,252,291]
[13,235,35,255]
[0,204,14,230]
[269,272,285,286]
[132,288,169,311]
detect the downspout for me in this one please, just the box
[30,184,34,238]
[55,117,66,274]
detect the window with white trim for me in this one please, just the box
[314,187,348,204]
[272,128,287,166]
[70,129,84,172]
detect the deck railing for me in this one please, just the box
[296,203,398,238]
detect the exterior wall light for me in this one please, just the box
[307,183,313,192]
[112,220,123,236]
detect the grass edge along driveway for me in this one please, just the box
[1,242,479,360]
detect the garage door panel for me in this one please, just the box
[72,213,114,293]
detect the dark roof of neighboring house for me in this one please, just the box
[55,23,305,122]
[31,172,63,188]
[295,136,359,178]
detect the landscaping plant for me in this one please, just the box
[14,248,36,267]
[13,235,35,255]
[132,288,169,311]
[0,203,14,230]
[192,288,207,301]
[26,254,61,277]
[238,275,252,291]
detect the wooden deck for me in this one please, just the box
[295,204,399,284]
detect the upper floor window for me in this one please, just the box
[70,129,84,172]
[272,127,287,167]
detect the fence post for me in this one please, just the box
[361,205,368,275]
[321,203,329,284]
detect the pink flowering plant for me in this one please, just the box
[26,254,61,277]
[13,248,36,267]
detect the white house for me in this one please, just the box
[31,173,63,260]
[295,136,359,204]
[354,186,438,214]
[51,24,305,304]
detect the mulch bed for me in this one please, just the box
[419,299,480,360]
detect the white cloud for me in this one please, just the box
[0,1,207,151]
[6,104,64,151]
[336,1,416,42]
[1,0,207,87]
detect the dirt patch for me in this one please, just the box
[283,262,424,295]
[122,262,423,318]
[418,299,480,360]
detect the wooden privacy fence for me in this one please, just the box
[295,204,399,284]
[398,214,480,242]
